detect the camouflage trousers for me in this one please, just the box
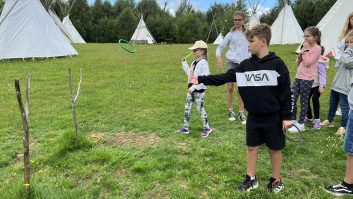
[183,92,209,130]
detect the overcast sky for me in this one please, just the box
[87,0,277,16]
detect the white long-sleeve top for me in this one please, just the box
[182,58,210,92]
[335,39,345,63]
[216,30,250,63]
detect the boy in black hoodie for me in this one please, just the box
[190,24,293,193]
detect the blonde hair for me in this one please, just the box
[344,30,353,50]
[338,12,353,40]
[230,11,247,32]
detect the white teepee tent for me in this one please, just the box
[58,0,86,44]
[48,9,75,43]
[213,33,224,45]
[63,15,86,44]
[130,16,156,44]
[247,0,263,29]
[296,0,353,54]
[248,12,260,29]
[0,0,78,60]
[270,4,304,45]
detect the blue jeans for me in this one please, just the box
[344,110,353,155]
[327,90,349,128]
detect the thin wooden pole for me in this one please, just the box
[15,76,31,195]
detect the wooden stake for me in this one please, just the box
[14,76,31,195]
[68,68,82,140]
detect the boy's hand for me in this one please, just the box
[319,86,325,94]
[190,76,198,84]
[187,88,193,94]
[216,56,224,69]
[282,120,293,130]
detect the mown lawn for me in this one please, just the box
[0,43,348,198]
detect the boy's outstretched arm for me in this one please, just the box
[191,69,237,86]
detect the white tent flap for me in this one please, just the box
[0,0,78,60]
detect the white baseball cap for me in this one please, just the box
[188,40,207,50]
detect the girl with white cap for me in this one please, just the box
[176,40,212,138]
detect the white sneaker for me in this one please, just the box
[288,122,305,133]
[336,107,342,116]
[229,110,236,121]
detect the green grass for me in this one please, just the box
[0,43,348,198]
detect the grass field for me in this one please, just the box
[0,43,348,198]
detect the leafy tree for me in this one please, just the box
[0,0,4,10]
[206,3,227,42]
[294,0,336,29]
[91,0,103,24]
[234,0,249,20]
[147,12,177,43]
[112,0,135,18]
[175,0,194,17]
[101,1,113,18]
[259,0,290,25]
[69,0,91,41]
[136,0,162,19]
[116,7,138,41]
[176,12,207,43]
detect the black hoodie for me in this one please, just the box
[198,52,291,120]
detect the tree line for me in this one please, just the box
[2,0,337,43]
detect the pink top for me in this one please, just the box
[295,44,321,80]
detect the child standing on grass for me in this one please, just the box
[305,46,328,130]
[176,40,212,138]
[191,24,292,193]
[324,35,353,195]
[288,27,322,133]
[216,11,250,124]
[320,31,353,136]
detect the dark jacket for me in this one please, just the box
[198,52,291,120]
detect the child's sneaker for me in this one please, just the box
[238,112,247,125]
[324,182,353,196]
[237,174,258,192]
[335,127,345,136]
[267,177,284,193]
[320,120,334,127]
[304,117,314,124]
[288,122,305,133]
[229,110,235,121]
[201,127,212,137]
[176,128,189,134]
[336,107,342,116]
[313,119,320,130]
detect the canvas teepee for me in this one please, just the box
[130,16,156,44]
[296,0,353,54]
[48,9,75,43]
[63,15,86,44]
[247,0,263,29]
[213,33,224,45]
[270,4,303,45]
[0,0,78,60]
[248,13,260,29]
[58,0,86,44]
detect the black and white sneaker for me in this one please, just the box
[237,174,258,192]
[324,182,353,196]
[267,177,284,193]
[238,112,246,125]
[229,110,236,121]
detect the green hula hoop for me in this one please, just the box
[118,39,137,53]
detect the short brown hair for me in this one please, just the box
[245,23,271,45]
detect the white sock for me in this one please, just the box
[250,176,256,180]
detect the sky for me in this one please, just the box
[87,0,277,16]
